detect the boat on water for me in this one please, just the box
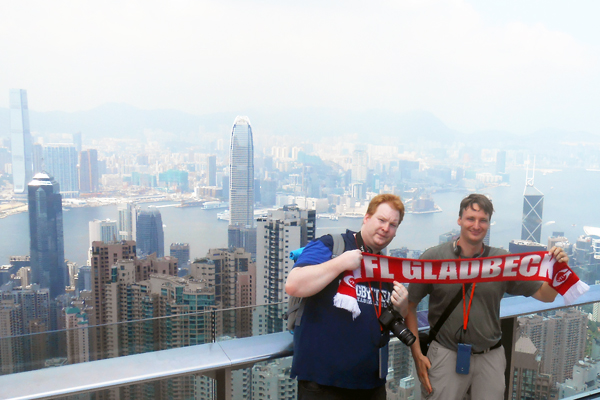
[217,208,271,221]
[202,201,228,209]
[341,212,364,218]
[177,200,204,208]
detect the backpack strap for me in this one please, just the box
[331,233,345,258]
[287,233,346,331]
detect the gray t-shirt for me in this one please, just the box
[408,241,542,352]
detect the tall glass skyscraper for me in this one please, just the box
[522,165,544,244]
[43,144,79,198]
[229,116,254,227]
[28,173,67,298]
[136,209,165,258]
[10,89,33,194]
[228,117,255,253]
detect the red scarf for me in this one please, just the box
[333,251,589,318]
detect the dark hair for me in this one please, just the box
[366,194,405,224]
[459,194,494,219]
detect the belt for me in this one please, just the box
[472,341,502,355]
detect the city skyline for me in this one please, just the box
[1,2,600,395]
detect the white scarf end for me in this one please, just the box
[333,293,361,319]
[562,281,590,305]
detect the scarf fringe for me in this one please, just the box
[333,293,361,319]
[562,280,590,305]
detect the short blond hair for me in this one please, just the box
[366,194,405,224]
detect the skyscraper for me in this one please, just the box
[170,243,190,272]
[118,202,137,241]
[521,163,544,243]
[89,241,136,360]
[64,306,90,365]
[192,247,256,338]
[28,173,67,298]
[508,336,551,400]
[254,206,315,334]
[10,89,33,194]
[88,219,119,247]
[79,149,99,193]
[519,309,588,385]
[136,209,165,258]
[229,116,254,228]
[44,144,79,198]
[228,116,255,253]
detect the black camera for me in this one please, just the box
[379,305,416,347]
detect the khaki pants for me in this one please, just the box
[421,340,505,400]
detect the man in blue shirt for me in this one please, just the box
[286,194,409,400]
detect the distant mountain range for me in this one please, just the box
[0,103,598,148]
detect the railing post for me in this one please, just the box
[216,367,232,400]
[212,309,217,343]
[501,316,518,400]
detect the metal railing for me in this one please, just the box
[2,286,600,399]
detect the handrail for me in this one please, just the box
[1,285,600,400]
[0,332,293,400]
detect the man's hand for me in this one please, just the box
[391,281,409,317]
[549,246,569,264]
[414,351,433,395]
[405,300,433,394]
[337,249,363,271]
[286,249,363,298]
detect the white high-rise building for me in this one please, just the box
[254,206,315,335]
[88,219,119,247]
[117,202,138,241]
[229,116,254,227]
[9,89,33,194]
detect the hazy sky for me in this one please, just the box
[1,0,599,135]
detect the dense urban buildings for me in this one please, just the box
[1,90,600,399]
[518,309,588,385]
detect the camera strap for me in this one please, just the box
[356,232,386,331]
[368,282,383,331]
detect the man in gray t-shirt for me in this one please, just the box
[405,194,569,400]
